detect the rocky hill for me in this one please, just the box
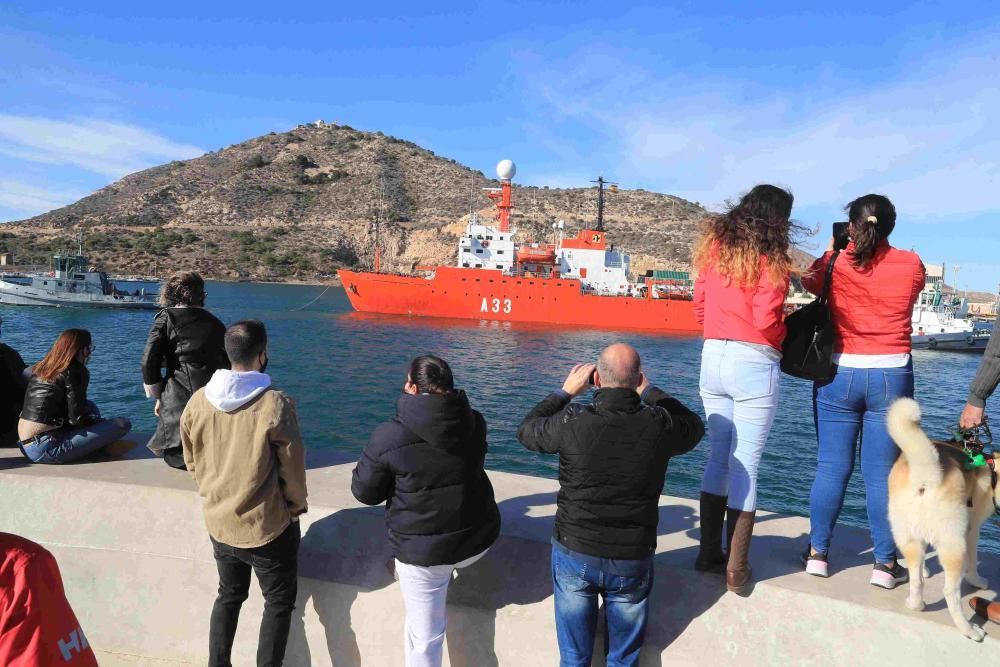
[0,122,806,281]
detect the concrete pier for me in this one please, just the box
[0,443,997,665]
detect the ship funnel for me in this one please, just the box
[496,160,516,181]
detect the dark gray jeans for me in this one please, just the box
[209,521,301,667]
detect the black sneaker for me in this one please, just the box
[871,561,908,589]
[800,546,829,578]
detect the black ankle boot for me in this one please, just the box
[695,492,728,573]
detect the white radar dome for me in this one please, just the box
[496,160,516,180]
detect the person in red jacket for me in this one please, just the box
[692,184,798,593]
[0,532,98,666]
[800,194,925,589]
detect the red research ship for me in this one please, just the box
[338,160,699,333]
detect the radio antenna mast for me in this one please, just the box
[372,176,385,273]
[590,176,618,232]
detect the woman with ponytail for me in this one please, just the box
[351,355,500,666]
[801,194,925,589]
[692,184,799,594]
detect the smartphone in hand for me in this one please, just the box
[832,222,850,251]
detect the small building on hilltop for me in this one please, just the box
[0,253,12,266]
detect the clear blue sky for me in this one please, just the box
[1,2,998,290]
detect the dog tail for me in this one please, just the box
[887,398,943,488]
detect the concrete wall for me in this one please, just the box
[0,446,996,665]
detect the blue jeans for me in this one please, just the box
[699,339,781,511]
[809,363,914,563]
[19,402,131,464]
[551,539,653,667]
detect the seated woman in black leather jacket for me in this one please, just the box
[18,328,133,464]
[141,272,227,470]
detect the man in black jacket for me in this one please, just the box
[518,342,704,667]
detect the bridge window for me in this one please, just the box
[475,264,482,268]
[497,250,505,255]
[496,265,503,269]
[476,249,484,254]
[462,262,470,267]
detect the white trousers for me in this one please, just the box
[395,548,489,667]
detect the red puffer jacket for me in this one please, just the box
[802,241,925,354]
[694,256,789,350]
[0,533,98,666]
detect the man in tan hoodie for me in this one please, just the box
[180,320,307,667]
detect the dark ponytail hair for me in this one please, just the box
[845,194,896,269]
[408,355,454,394]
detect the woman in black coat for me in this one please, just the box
[141,272,227,469]
[352,355,500,667]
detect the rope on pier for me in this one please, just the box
[291,285,332,311]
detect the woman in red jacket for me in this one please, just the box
[801,194,925,589]
[693,184,796,593]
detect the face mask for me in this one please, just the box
[259,353,269,374]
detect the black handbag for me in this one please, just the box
[780,249,842,381]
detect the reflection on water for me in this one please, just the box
[2,281,997,554]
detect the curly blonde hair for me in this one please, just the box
[693,184,798,286]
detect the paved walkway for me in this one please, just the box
[1,443,997,665]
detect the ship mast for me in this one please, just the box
[590,176,618,232]
[486,160,516,233]
[372,176,385,274]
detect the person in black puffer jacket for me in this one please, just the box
[141,272,228,469]
[0,314,28,446]
[518,343,704,667]
[18,328,133,464]
[352,355,500,667]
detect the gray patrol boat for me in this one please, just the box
[0,249,159,310]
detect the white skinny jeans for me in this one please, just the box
[394,548,489,667]
[699,339,781,512]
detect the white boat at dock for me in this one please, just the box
[911,265,992,352]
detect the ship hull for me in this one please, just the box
[0,280,159,310]
[912,331,989,352]
[337,268,700,333]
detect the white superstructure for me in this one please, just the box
[457,213,517,272]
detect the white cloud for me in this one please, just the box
[0,115,204,179]
[517,44,1000,220]
[0,178,87,219]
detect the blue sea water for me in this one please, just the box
[2,281,998,555]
